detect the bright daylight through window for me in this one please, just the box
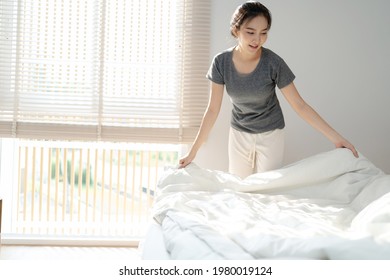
[0,0,210,244]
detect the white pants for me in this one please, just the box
[228,127,285,178]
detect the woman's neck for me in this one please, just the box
[232,46,262,75]
[234,45,262,62]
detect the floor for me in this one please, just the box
[0,245,141,260]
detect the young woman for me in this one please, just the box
[179,1,358,178]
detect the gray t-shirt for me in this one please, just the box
[207,47,295,133]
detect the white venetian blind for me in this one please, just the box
[0,0,210,143]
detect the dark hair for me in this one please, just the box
[230,1,272,38]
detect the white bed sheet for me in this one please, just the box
[152,149,390,260]
[139,222,170,260]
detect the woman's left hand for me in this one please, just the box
[334,139,359,158]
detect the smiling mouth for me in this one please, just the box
[249,44,258,50]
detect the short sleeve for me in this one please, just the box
[275,59,295,89]
[206,54,225,84]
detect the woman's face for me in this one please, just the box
[235,15,269,55]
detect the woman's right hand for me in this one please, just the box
[178,151,196,168]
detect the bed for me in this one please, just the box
[140,149,390,260]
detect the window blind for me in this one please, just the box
[0,0,210,143]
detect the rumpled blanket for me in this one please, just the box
[152,149,390,259]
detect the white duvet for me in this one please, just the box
[152,149,390,259]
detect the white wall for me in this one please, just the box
[195,0,390,174]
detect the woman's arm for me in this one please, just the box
[280,82,358,157]
[179,82,225,167]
